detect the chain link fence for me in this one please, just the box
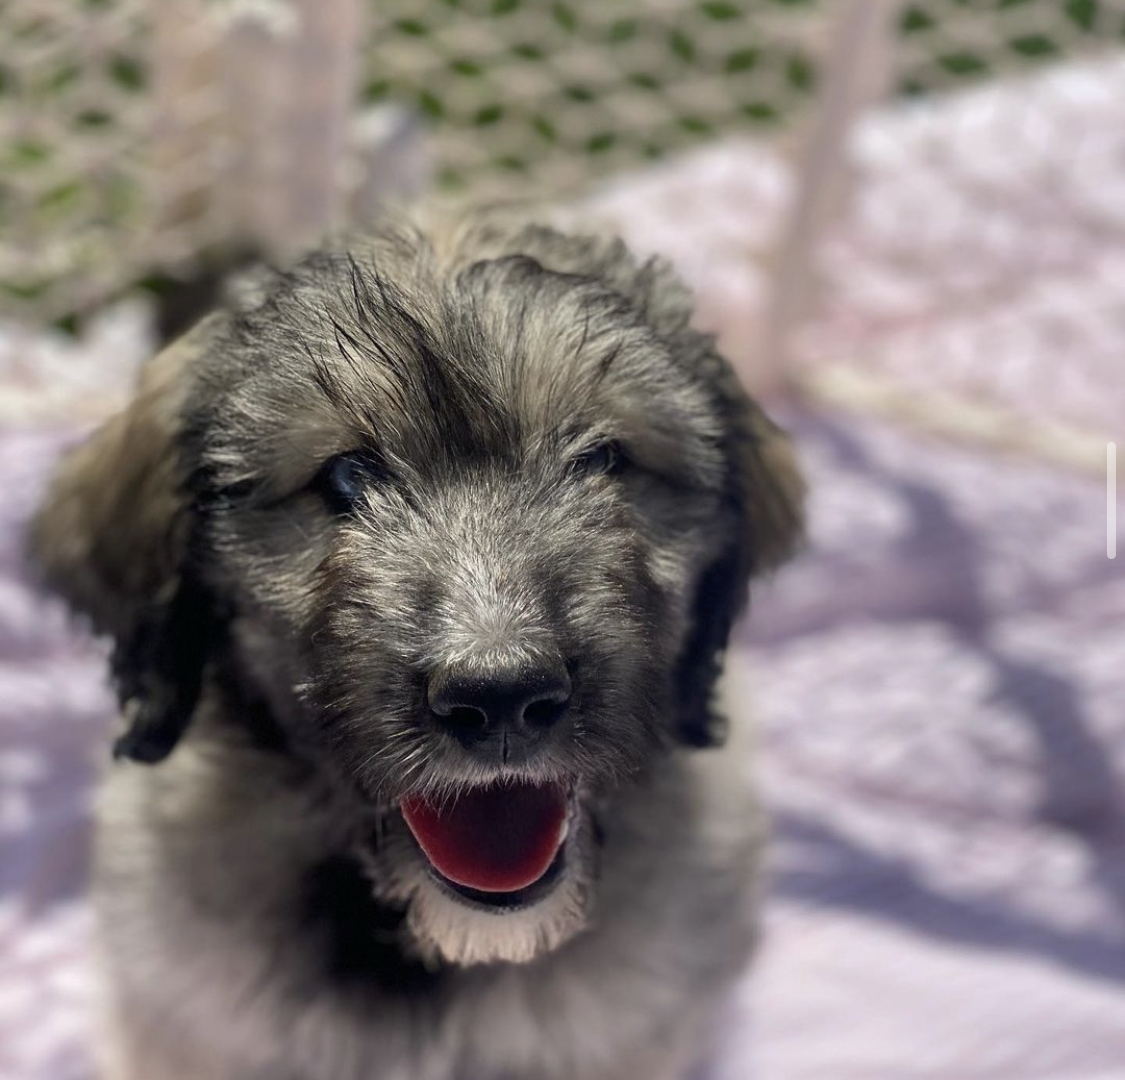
[794,0,1125,467]
[2,0,1122,458]
[1,0,150,319]
[4,0,1119,322]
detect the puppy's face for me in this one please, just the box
[32,219,804,966]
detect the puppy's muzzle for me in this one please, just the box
[401,652,577,903]
[428,654,572,765]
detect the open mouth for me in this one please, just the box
[401,779,571,905]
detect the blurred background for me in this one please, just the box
[1,2,1123,1078]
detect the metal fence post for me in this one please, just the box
[757,0,904,394]
[150,0,364,269]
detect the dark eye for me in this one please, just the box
[570,441,625,480]
[318,452,379,513]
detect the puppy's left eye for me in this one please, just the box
[569,441,625,480]
[318,451,383,513]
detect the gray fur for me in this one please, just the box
[31,211,804,1080]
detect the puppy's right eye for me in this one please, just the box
[318,452,374,513]
[569,440,625,480]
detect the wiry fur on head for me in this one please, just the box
[31,211,803,971]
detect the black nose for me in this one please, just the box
[428,658,571,743]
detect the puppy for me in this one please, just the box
[31,212,804,1080]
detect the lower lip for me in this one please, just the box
[429,841,569,912]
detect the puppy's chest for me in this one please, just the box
[298,852,700,1080]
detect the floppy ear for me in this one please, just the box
[675,375,805,748]
[29,320,218,763]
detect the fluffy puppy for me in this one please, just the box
[31,212,804,1080]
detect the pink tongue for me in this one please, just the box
[401,781,567,893]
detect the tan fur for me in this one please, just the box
[30,319,213,637]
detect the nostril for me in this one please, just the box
[445,705,488,731]
[427,660,571,740]
[522,696,567,730]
